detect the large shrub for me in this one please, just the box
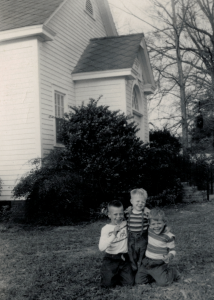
[13,150,86,223]
[13,104,189,223]
[138,129,183,206]
[13,99,147,222]
[150,128,181,155]
[59,99,147,194]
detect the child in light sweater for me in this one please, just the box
[99,200,134,288]
[135,208,180,286]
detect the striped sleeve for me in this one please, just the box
[145,229,176,260]
[143,207,150,231]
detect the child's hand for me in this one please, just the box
[164,226,171,233]
[124,206,132,214]
[113,225,120,237]
[163,253,174,263]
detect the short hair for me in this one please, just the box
[148,208,167,223]
[130,188,148,201]
[108,200,123,211]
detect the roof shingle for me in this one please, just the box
[0,0,64,32]
[72,33,144,74]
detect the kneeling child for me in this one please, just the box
[135,208,180,286]
[99,200,134,288]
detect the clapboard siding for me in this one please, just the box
[139,81,149,142]
[1,145,36,151]
[39,0,107,155]
[0,38,41,201]
[126,79,133,116]
[74,78,126,113]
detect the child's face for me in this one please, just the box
[108,206,124,225]
[150,219,165,235]
[130,195,146,211]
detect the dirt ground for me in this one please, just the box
[0,202,214,300]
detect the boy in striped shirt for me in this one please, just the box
[126,189,150,272]
[135,208,180,286]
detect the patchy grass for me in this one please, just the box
[0,202,214,299]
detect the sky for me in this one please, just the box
[108,0,153,35]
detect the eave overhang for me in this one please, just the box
[72,68,136,81]
[0,24,56,43]
[144,83,156,95]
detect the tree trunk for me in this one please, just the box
[171,0,188,153]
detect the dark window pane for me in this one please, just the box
[55,92,65,144]
[56,118,63,144]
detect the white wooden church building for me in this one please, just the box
[0,0,155,202]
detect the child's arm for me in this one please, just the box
[98,225,120,252]
[124,206,132,221]
[163,252,174,263]
[163,234,176,263]
[124,206,132,214]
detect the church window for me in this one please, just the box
[132,85,140,111]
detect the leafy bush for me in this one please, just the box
[13,149,87,223]
[13,99,147,223]
[13,104,189,223]
[138,130,182,199]
[147,179,183,207]
[150,128,181,155]
[0,205,11,222]
[60,98,146,195]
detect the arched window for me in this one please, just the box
[132,84,143,140]
[85,0,93,16]
[132,85,140,111]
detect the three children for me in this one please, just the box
[98,189,180,288]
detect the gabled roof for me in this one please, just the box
[0,0,64,32]
[72,33,144,74]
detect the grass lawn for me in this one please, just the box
[0,202,214,300]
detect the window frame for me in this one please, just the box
[132,83,143,116]
[52,85,68,148]
[132,85,140,111]
[131,82,144,140]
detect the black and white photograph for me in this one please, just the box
[0,0,213,299]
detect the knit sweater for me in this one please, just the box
[98,221,128,254]
[128,207,150,233]
[145,227,176,260]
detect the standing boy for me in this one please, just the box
[127,188,150,272]
[135,208,180,286]
[98,200,134,288]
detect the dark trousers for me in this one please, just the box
[135,257,180,286]
[101,253,134,288]
[128,232,148,271]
